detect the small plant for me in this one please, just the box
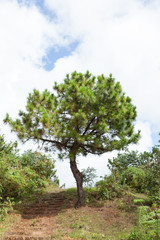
[82,167,97,187]
[133,198,148,206]
[95,175,124,200]
[92,232,105,239]
[30,219,37,226]
[150,191,160,206]
[0,197,15,221]
[127,207,160,240]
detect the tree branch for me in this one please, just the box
[80,145,95,155]
[82,143,109,153]
[82,117,95,136]
[39,137,63,146]
[39,137,72,150]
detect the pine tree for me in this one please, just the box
[4,71,140,207]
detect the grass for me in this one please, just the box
[0,186,151,240]
[53,205,135,239]
[0,212,20,238]
[50,187,138,239]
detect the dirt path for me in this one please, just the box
[2,191,68,240]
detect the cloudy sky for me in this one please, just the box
[0,0,160,187]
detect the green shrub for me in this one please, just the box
[0,160,48,199]
[122,167,146,192]
[0,197,15,221]
[127,207,160,240]
[95,175,124,200]
[82,167,97,187]
[108,147,160,199]
[0,135,58,201]
[20,150,56,180]
[150,191,160,205]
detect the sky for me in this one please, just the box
[0,0,160,187]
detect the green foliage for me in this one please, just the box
[0,156,45,199]
[127,207,160,240]
[93,146,160,210]
[0,135,58,202]
[4,71,140,157]
[81,167,97,187]
[96,175,124,200]
[21,150,57,180]
[150,191,160,206]
[133,198,146,205]
[108,148,160,199]
[108,150,146,174]
[144,147,160,195]
[122,166,146,192]
[0,197,15,221]
[4,71,140,206]
[0,135,17,155]
[91,232,105,239]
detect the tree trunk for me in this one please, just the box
[70,156,85,208]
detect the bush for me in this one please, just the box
[0,197,15,221]
[150,191,160,206]
[81,167,97,187]
[108,148,160,198]
[127,207,160,240]
[0,158,47,199]
[20,150,57,180]
[95,175,124,200]
[0,135,58,201]
[122,167,146,192]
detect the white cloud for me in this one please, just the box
[45,0,160,130]
[0,0,72,124]
[129,121,153,152]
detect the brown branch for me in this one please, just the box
[82,117,95,136]
[82,143,109,153]
[80,145,95,154]
[39,137,72,150]
[39,137,63,146]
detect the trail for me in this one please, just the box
[2,191,68,240]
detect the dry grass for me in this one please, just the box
[0,212,20,238]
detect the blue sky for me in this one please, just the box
[42,41,79,71]
[18,0,56,20]
[18,0,80,71]
[0,0,160,187]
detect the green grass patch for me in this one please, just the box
[52,188,137,240]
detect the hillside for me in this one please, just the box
[0,187,138,240]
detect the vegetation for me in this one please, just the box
[127,206,160,239]
[54,188,136,239]
[94,147,160,239]
[107,147,160,198]
[0,134,58,222]
[81,167,97,187]
[0,138,160,239]
[0,70,160,238]
[4,71,140,207]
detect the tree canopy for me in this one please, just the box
[4,71,140,206]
